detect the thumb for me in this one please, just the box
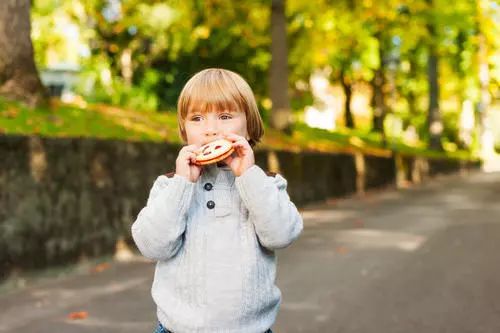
[224,155,234,166]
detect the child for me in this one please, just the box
[132,68,303,333]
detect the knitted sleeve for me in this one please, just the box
[131,174,195,261]
[235,165,303,250]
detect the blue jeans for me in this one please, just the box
[154,322,273,333]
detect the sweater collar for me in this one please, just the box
[202,163,235,187]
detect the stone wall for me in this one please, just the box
[0,134,479,278]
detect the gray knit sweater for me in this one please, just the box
[131,163,303,333]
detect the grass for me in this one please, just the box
[292,121,477,161]
[0,98,179,143]
[0,97,477,161]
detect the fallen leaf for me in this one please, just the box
[335,246,348,254]
[68,311,88,320]
[89,262,110,273]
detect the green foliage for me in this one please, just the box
[1,97,475,161]
[0,101,136,140]
[68,0,272,109]
[29,0,500,152]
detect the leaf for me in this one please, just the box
[335,246,348,254]
[68,311,88,320]
[89,262,110,273]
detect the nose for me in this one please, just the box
[204,117,219,138]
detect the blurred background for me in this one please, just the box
[1,1,500,332]
[1,0,499,157]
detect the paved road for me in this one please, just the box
[1,171,500,333]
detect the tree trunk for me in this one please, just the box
[425,0,443,150]
[270,0,291,132]
[403,43,421,131]
[408,47,419,121]
[371,33,387,144]
[0,0,47,107]
[426,50,442,150]
[407,91,417,123]
[371,68,385,132]
[340,69,355,128]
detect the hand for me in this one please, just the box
[175,144,203,183]
[223,133,255,177]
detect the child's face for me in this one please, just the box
[184,108,249,146]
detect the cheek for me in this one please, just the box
[230,118,248,136]
[184,124,200,143]
[241,120,249,137]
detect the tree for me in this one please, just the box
[0,0,46,106]
[354,0,401,138]
[340,66,355,128]
[371,32,389,136]
[287,0,378,130]
[68,0,271,110]
[270,0,292,131]
[425,0,443,150]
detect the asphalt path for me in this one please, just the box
[1,171,499,333]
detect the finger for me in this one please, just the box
[190,160,201,167]
[180,149,193,157]
[223,154,234,165]
[185,144,201,153]
[189,156,200,166]
[190,147,201,155]
[181,148,201,158]
[232,140,250,151]
[237,148,247,157]
[232,138,249,146]
[185,152,197,161]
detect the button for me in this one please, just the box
[207,200,215,209]
[204,183,213,191]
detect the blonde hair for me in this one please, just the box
[177,68,264,147]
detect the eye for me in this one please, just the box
[190,115,202,121]
[220,114,232,120]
